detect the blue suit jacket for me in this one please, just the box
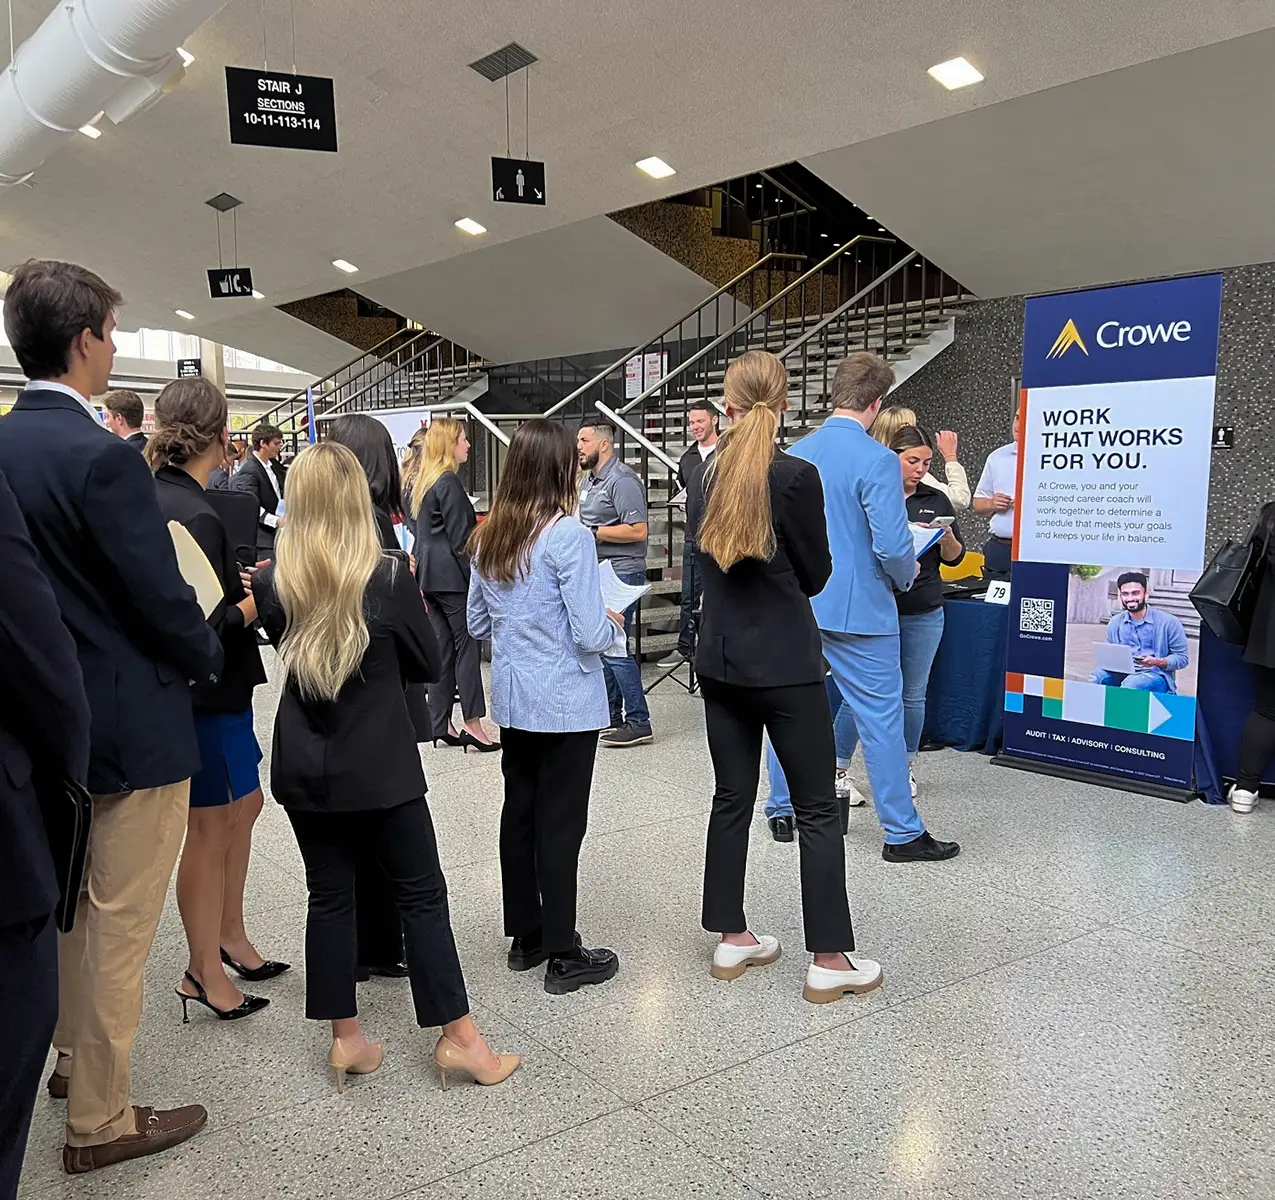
[790,416,914,636]
[0,389,222,795]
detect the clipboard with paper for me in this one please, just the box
[598,561,650,656]
[909,522,945,560]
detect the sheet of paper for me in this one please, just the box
[598,561,650,657]
[909,522,945,560]
[168,521,222,618]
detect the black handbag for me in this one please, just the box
[38,775,93,933]
[1190,523,1270,644]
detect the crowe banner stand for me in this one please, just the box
[993,273,1224,801]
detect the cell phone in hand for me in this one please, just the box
[928,515,956,528]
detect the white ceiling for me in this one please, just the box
[2,0,1274,368]
[360,216,741,363]
[804,28,1275,298]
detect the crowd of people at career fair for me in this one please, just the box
[6,257,1274,1192]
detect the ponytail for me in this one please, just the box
[697,350,786,571]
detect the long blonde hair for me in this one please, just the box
[273,442,384,702]
[407,417,464,519]
[697,350,786,571]
[872,404,917,448]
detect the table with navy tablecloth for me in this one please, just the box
[1193,625,1275,804]
[922,596,1010,755]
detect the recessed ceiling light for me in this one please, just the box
[927,56,984,90]
[820,232,828,238]
[754,183,762,189]
[331,258,359,273]
[251,289,265,299]
[833,243,841,248]
[454,217,487,236]
[177,46,195,67]
[175,309,195,320]
[79,123,102,139]
[635,156,676,179]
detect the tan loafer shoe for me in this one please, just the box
[62,1104,207,1175]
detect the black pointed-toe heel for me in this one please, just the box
[220,947,291,982]
[459,731,501,754]
[432,730,466,748]
[175,971,270,1023]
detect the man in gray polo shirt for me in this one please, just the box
[578,419,654,747]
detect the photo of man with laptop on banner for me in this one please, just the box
[1001,272,1223,796]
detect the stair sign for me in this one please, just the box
[225,67,338,153]
[207,267,255,299]
[491,156,545,205]
[177,358,202,378]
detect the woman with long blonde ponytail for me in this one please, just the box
[251,441,520,1092]
[689,349,877,1004]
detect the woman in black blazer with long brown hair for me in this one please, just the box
[252,442,518,1091]
[403,418,496,751]
[690,350,881,1005]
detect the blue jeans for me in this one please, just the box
[603,569,651,728]
[765,629,926,844]
[1092,668,1170,693]
[830,608,946,767]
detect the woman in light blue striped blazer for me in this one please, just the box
[468,419,623,996]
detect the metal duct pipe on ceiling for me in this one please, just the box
[0,0,230,186]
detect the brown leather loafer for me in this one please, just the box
[62,1104,207,1174]
[46,1071,68,1100]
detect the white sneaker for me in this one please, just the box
[803,957,884,1004]
[657,650,687,668]
[1229,786,1258,814]
[835,769,867,806]
[710,934,781,981]
[909,770,918,799]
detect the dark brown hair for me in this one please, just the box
[4,259,122,380]
[328,413,403,517]
[102,388,144,429]
[146,377,227,471]
[252,422,282,450]
[888,424,931,455]
[472,419,577,583]
[830,352,894,413]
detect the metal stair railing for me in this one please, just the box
[314,338,485,423]
[256,326,439,435]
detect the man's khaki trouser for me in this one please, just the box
[53,781,189,1147]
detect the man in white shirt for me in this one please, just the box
[660,402,720,667]
[232,423,285,559]
[973,410,1020,580]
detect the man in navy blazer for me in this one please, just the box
[0,469,90,1200]
[767,353,959,862]
[0,260,221,1175]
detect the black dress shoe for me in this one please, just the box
[360,961,410,979]
[768,815,795,842]
[544,944,619,995]
[508,930,580,972]
[882,831,961,863]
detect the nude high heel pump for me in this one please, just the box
[329,1037,384,1094]
[433,1035,520,1090]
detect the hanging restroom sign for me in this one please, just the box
[225,67,338,152]
[207,267,255,298]
[491,156,545,205]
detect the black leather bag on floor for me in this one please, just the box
[1190,525,1268,644]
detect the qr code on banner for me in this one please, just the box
[1019,597,1055,635]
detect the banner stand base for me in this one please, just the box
[991,752,1196,805]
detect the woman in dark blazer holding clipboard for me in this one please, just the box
[404,419,497,751]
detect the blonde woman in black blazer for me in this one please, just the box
[404,418,496,751]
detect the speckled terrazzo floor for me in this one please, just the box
[19,654,1275,1200]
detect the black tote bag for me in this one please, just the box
[1190,525,1269,644]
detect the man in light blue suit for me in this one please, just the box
[766,353,960,863]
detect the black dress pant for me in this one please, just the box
[699,677,855,953]
[1238,664,1275,790]
[0,912,57,1200]
[287,798,468,1028]
[354,857,404,971]
[500,728,598,954]
[425,591,485,737]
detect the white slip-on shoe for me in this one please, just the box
[710,934,781,981]
[909,770,919,799]
[1229,786,1259,814]
[803,956,884,1004]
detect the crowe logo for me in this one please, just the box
[1046,318,1088,359]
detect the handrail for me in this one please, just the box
[312,336,465,421]
[417,398,512,446]
[618,235,895,415]
[778,252,918,360]
[758,169,818,212]
[257,327,438,429]
[594,401,679,472]
[543,249,807,418]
